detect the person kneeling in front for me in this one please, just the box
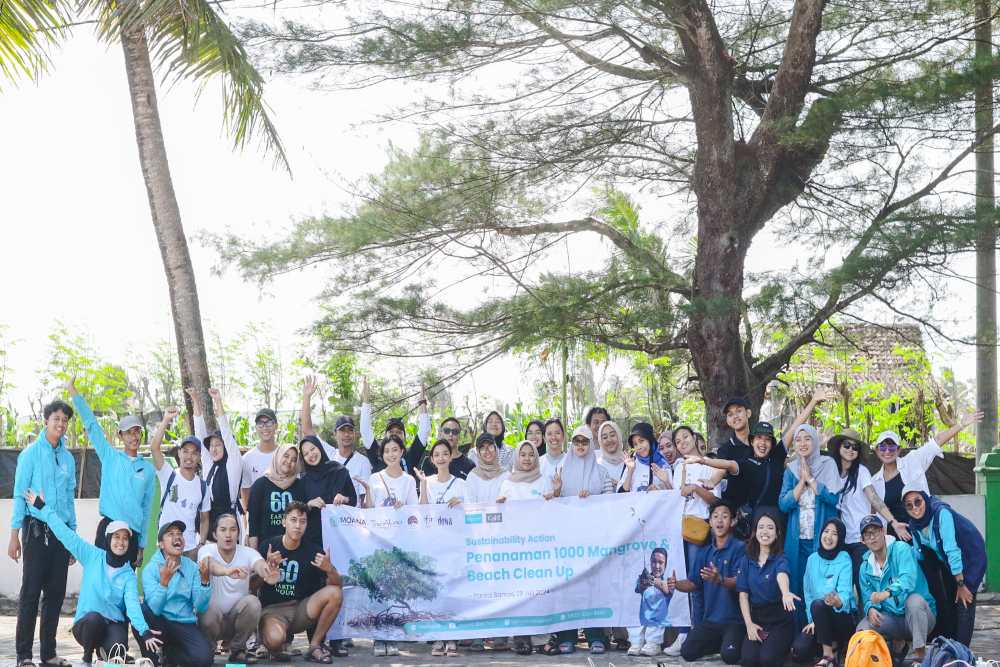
[258,501,345,663]
[139,520,214,667]
[856,515,936,665]
[198,513,280,664]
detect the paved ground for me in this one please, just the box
[1,606,998,666]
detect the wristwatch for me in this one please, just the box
[956,577,965,587]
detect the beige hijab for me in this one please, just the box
[507,440,542,484]
[265,442,300,490]
[597,421,626,466]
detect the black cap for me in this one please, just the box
[749,421,776,441]
[723,396,751,413]
[385,417,405,432]
[255,408,277,423]
[335,415,355,431]
[157,520,186,542]
[859,515,884,536]
[475,433,496,448]
[179,435,202,451]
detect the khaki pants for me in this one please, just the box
[198,595,262,653]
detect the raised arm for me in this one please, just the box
[186,388,213,476]
[416,385,431,445]
[150,407,180,471]
[782,387,834,449]
[67,378,115,462]
[933,411,985,447]
[683,454,739,476]
[359,377,374,448]
[301,375,318,438]
[27,493,99,564]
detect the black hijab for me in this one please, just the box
[106,538,130,568]
[298,436,356,504]
[203,432,231,512]
[817,518,848,561]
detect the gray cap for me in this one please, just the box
[117,415,143,433]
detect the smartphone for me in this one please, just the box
[758,631,770,641]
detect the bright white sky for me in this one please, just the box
[0,22,990,419]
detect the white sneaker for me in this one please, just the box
[640,642,662,656]
[373,641,387,656]
[627,644,643,656]
[386,641,400,656]
[664,632,686,657]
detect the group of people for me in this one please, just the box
[7,378,987,667]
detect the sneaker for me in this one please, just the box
[590,641,606,655]
[663,632,686,657]
[373,641,387,657]
[343,638,354,648]
[640,642,662,656]
[386,642,400,656]
[627,644,642,656]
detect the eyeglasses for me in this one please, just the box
[840,441,860,451]
[904,497,924,510]
[442,427,460,436]
[255,419,275,427]
[877,442,899,453]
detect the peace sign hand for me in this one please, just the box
[623,450,635,471]
[551,468,563,496]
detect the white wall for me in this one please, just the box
[0,495,987,599]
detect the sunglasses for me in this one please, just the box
[877,442,899,452]
[442,427,460,436]
[255,419,275,427]
[840,441,860,451]
[904,497,924,510]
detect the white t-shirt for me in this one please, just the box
[368,470,419,508]
[330,447,373,502]
[620,459,669,493]
[240,447,276,490]
[156,465,210,551]
[839,465,874,544]
[198,543,262,614]
[423,475,467,504]
[465,471,509,503]
[596,456,626,487]
[498,476,552,502]
[539,453,566,482]
[673,462,721,519]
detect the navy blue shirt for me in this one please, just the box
[688,535,745,625]
[736,553,790,606]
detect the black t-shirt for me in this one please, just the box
[735,444,788,510]
[884,474,907,523]
[257,535,326,606]
[717,435,753,505]
[248,477,305,541]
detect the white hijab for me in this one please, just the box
[790,424,841,492]
[560,446,609,496]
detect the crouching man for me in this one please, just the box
[258,501,346,662]
[198,513,279,663]
[138,520,214,667]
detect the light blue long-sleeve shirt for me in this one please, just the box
[37,506,148,634]
[912,509,963,577]
[859,538,936,616]
[142,549,212,623]
[73,395,155,548]
[803,551,855,623]
[12,430,76,530]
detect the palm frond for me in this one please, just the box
[0,0,71,84]
[86,0,289,172]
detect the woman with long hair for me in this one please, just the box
[524,419,546,457]
[736,510,799,667]
[539,418,568,481]
[827,429,872,591]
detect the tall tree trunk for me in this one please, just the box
[975,0,998,466]
[120,25,215,431]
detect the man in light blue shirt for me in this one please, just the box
[9,396,78,667]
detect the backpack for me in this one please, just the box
[845,630,892,667]
[160,470,209,532]
[920,636,975,667]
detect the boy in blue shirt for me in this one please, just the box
[672,499,745,664]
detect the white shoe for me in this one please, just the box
[627,644,643,656]
[640,642,662,656]
[664,632,686,656]
[373,641,387,656]
[386,641,400,656]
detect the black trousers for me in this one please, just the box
[95,515,141,568]
[72,612,129,661]
[791,601,857,662]
[681,621,743,663]
[741,605,797,667]
[845,542,867,601]
[16,519,71,663]
[922,551,977,646]
[136,603,214,667]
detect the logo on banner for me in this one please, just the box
[465,513,483,524]
[486,512,503,523]
[407,516,419,526]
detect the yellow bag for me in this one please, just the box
[682,515,710,545]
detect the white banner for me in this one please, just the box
[321,491,691,641]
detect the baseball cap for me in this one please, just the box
[749,421,776,441]
[255,408,278,423]
[859,515,884,536]
[570,425,592,441]
[875,431,902,447]
[723,396,751,413]
[117,415,143,433]
[335,415,355,431]
[475,433,496,448]
[386,417,405,432]
[179,435,202,451]
[157,520,186,542]
[105,520,132,537]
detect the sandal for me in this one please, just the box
[814,657,836,667]
[228,650,258,665]
[327,640,349,658]
[445,641,459,657]
[513,640,533,655]
[432,641,446,657]
[42,659,72,667]
[540,640,562,656]
[305,645,333,664]
[558,641,576,654]
[18,661,36,667]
